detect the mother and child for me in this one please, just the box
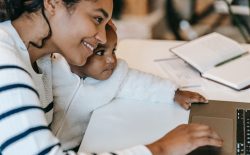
[51,23,210,151]
[0,0,223,155]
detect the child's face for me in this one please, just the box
[70,28,117,80]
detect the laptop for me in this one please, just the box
[188,100,250,155]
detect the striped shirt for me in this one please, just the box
[0,21,152,155]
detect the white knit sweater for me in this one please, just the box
[51,54,177,150]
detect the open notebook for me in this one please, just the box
[170,32,250,90]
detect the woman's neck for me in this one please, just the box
[12,12,58,63]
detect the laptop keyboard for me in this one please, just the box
[237,109,250,155]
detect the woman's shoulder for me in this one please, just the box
[0,34,26,69]
[0,21,17,45]
[0,22,21,57]
[0,39,23,64]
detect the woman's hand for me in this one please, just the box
[146,123,223,155]
[174,89,208,110]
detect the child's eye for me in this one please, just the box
[95,17,104,24]
[95,50,105,56]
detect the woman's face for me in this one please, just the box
[49,0,113,66]
[72,27,117,80]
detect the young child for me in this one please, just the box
[51,26,207,151]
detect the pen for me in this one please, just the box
[180,85,201,89]
[215,52,249,67]
[154,57,178,62]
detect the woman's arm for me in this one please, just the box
[0,46,153,155]
[0,47,65,154]
[0,49,222,155]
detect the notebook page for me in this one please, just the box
[155,57,203,88]
[202,54,250,90]
[172,33,246,73]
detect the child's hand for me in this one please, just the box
[174,89,208,110]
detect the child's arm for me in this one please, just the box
[117,66,178,104]
[116,62,207,109]
[174,89,208,110]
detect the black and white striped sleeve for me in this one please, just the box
[0,48,63,155]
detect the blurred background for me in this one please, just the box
[112,0,250,43]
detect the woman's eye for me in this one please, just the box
[95,50,105,56]
[95,17,104,24]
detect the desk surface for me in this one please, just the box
[82,40,250,152]
[116,39,250,103]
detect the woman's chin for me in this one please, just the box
[76,53,93,66]
[68,57,87,67]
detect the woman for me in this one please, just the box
[0,0,223,155]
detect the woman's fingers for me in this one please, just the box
[147,123,223,155]
[191,125,221,139]
[189,124,223,149]
[190,137,223,151]
[175,124,223,153]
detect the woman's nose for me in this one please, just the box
[95,27,107,44]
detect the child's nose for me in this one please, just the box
[106,56,115,63]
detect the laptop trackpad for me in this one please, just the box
[190,116,233,154]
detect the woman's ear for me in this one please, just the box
[43,0,61,15]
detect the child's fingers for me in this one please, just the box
[181,101,191,110]
[199,96,208,103]
[186,102,191,110]
[175,90,207,110]
[190,93,208,103]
